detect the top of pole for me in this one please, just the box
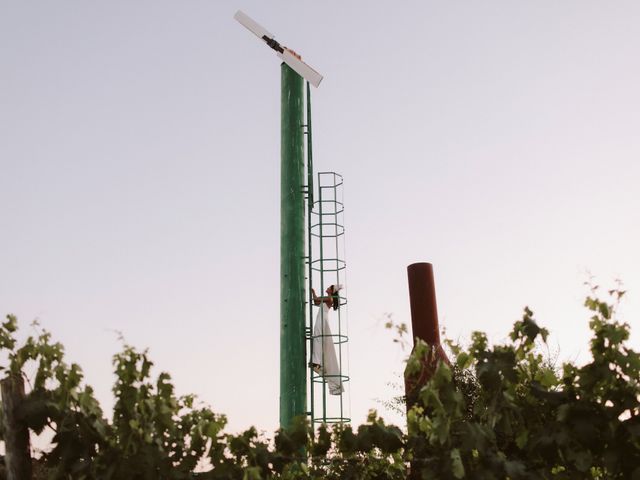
[234,10,324,87]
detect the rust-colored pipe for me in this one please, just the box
[407,263,440,346]
[404,262,449,414]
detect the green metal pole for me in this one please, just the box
[280,62,306,428]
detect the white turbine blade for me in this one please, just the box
[234,10,274,41]
[278,49,323,88]
[234,10,324,87]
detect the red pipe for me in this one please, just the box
[407,263,441,346]
[404,262,449,413]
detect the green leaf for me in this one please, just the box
[515,429,528,449]
[450,448,465,479]
[243,466,262,480]
[456,351,471,369]
[539,368,558,388]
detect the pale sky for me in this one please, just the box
[1,1,639,434]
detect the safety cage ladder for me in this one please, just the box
[306,171,350,425]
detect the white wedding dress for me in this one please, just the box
[311,303,344,395]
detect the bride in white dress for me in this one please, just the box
[310,284,345,395]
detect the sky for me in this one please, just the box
[1,1,639,435]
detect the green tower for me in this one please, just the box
[234,10,324,428]
[279,63,306,426]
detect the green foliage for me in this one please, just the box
[406,287,640,479]
[1,284,639,478]
[0,318,226,479]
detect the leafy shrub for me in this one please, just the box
[405,287,640,479]
[0,286,638,479]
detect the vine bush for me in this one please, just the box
[0,286,638,479]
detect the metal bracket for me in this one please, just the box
[261,35,284,53]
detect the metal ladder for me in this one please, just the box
[307,171,350,425]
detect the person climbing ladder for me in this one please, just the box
[309,284,345,395]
